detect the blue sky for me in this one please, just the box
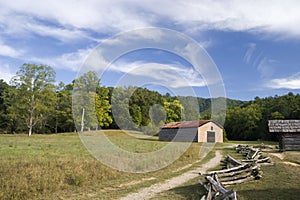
[0,1,300,100]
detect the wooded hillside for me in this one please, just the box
[1,64,299,140]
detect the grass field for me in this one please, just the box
[0,131,299,200]
[153,143,300,200]
[0,131,214,199]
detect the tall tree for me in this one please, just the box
[225,104,262,140]
[8,64,56,136]
[110,87,133,129]
[178,96,199,121]
[95,86,112,128]
[0,80,9,131]
[73,71,104,131]
[129,87,163,126]
[53,82,75,133]
[164,100,184,123]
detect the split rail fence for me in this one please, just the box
[198,144,273,200]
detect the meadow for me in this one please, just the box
[0,131,299,200]
[0,131,214,199]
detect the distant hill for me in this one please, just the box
[177,95,245,115]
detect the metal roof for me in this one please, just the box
[161,120,211,129]
[268,120,300,133]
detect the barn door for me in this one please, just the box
[207,131,215,143]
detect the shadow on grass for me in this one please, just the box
[238,188,300,200]
[168,185,300,200]
[138,138,160,142]
[166,183,206,199]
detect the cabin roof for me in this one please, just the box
[268,120,300,133]
[161,120,218,129]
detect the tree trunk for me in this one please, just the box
[28,114,33,136]
[28,127,32,136]
[28,92,35,136]
[80,108,85,132]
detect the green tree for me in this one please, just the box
[95,87,112,128]
[142,104,166,135]
[54,83,74,133]
[110,87,132,129]
[164,100,184,123]
[129,87,163,126]
[271,111,285,119]
[178,96,199,121]
[129,104,142,127]
[149,104,166,126]
[0,80,9,132]
[73,71,100,131]
[36,87,57,133]
[7,64,56,136]
[225,104,262,140]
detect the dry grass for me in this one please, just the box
[2,133,297,200]
[0,131,211,200]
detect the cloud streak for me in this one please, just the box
[110,61,206,88]
[0,40,24,57]
[78,28,222,90]
[28,48,93,71]
[266,73,300,89]
[244,43,256,64]
[1,0,300,41]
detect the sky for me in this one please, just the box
[0,0,300,100]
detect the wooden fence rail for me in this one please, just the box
[198,144,273,199]
[199,174,237,200]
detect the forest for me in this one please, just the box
[0,63,300,141]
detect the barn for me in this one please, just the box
[268,120,300,151]
[159,120,223,143]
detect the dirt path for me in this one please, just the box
[119,151,222,200]
[269,152,285,160]
[282,161,300,167]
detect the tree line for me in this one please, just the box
[225,93,300,141]
[0,63,299,140]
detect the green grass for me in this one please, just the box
[152,141,300,200]
[226,140,278,145]
[0,131,213,200]
[1,133,299,200]
[231,156,300,200]
[212,142,300,200]
[150,177,206,200]
[282,151,300,164]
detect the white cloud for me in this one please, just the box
[0,0,151,40]
[28,48,93,71]
[0,63,15,83]
[81,50,207,89]
[0,40,24,57]
[1,0,300,40]
[3,0,299,92]
[257,58,277,78]
[266,73,300,89]
[111,62,206,88]
[164,1,300,37]
[77,28,223,90]
[0,12,93,42]
[244,43,256,64]
[25,22,91,42]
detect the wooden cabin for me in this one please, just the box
[159,120,223,143]
[268,120,300,151]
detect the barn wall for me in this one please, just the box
[159,128,198,142]
[281,134,300,151]
[198,122,223,143]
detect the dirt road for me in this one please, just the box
[119,150,222,200]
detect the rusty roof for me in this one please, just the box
[161,120,211,129]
